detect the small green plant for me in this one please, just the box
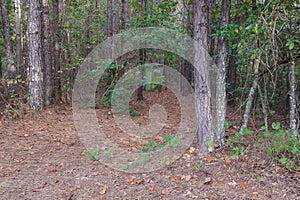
[164,135,179,148]
[86,148,99,161]
[103,147,113,159]
[263,122,299,171]
[226,128,252,160]
[129,108,139,117]
[194,159,203,171]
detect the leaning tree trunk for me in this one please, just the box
[194,0,212,155]
[240,59,260,132]
[216,0,230,147]
[14,0,23,78]
[289,58,298,138]
[28,0,44,111]
[1,0,17,90]
[42,0,53,106]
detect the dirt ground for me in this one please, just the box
[0,90,299,200]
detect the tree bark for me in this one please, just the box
[289,58,298,138]
[1,0,17,90]
[42,0,53,106]
[52,0,61,102]
[194,0,212,155]
[14,0,23,78]
[240,59,260,132]
[28,0,44,111]
[121,0,127,30]
[215,0,230,147]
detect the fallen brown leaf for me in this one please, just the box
[125,177,136,183]
[173,176,181,183]
[205,157,214,163]
[240,182,248,189]
[225,157,231,165]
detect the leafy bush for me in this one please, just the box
[262,122,299,171]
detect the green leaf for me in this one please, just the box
[241,128,253,135]
[122,164,129,170]
[148,140,156,148]
[291,147,298,155]
[289,43,294,50]
[224,122,233,129]
[155,144,164,151]
[245,23,254,30]
[263,130,271,137]
[272,122,280,130]
[142,148,149,153]
[131,162,138,168]
[164,135,172,142]
[279,157,287,164]
[169,136,179,147]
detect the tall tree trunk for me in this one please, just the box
[14,0,23,78]
[215,0,230,147]
[28,0,44,111]
[1,0,17,90]
[52,0,61,102]
[42,0,53,106]
[194,0,212,155]
[289,58,298,138]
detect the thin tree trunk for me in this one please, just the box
[1,0,17,90]
[194,0,212,155]
[42,0,53,106]
[28,0,44,111]
[85,0,91,55]
[240,59,260,132]
[14,0,23,78]
[52,0,61,102]
[289,58,298,138]
[121,0,127,30]
[137,0,147,101]
[258,84,268,131]
[216,0,230,147]
[181,2,193,96]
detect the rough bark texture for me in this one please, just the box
[1,0,17,88]
[194,0,212,155]
[216,0,230,147]
[28,0,44,111]
[14,0,23,77]
[52,0,61,102]
[42,0,53,106]
[121,0,127,30]
[289,59,298,138]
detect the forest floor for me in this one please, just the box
[0,90,299,200]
